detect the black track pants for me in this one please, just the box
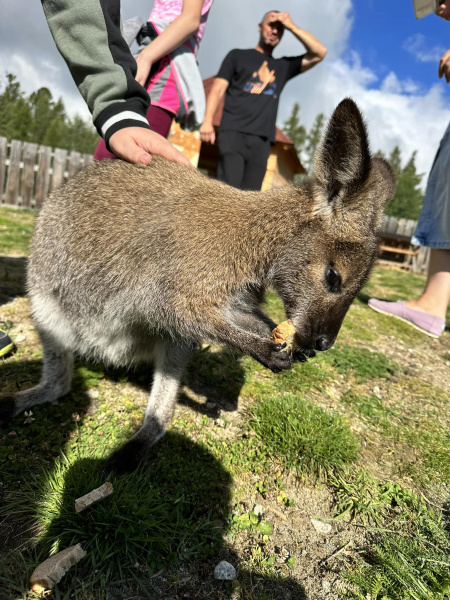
[217,130,271,191]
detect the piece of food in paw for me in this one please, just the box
[30,543,87,593]
[271,320,298,353]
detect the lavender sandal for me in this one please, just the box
[368,299,445,339]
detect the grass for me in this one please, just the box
[0,207,37,255]
[0,205,449,599]
[322,345,400,381]
[247,394,359,479]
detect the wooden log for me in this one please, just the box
[35,145,52,209]
[379,245,418,256]
[30,544,86,593]
[74,481,114,513]
[0,137,7,205]
[21,142,38,208]
[5,139,22,206]
[52,147,68,191]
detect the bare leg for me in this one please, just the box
[405,249,450,318]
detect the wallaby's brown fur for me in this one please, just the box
[0,99,396,474]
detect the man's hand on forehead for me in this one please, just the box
[268,12,294,30]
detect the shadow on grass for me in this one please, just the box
[0,345,305,598]
[106,345,246,416]
[0,357,91,559]
[0,255,27,305]
[356,290,371,305]
[2,429,307,599]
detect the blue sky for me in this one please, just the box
[348,1,450,99]
[1,0,449,185]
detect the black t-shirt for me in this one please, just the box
[217,48,304,143]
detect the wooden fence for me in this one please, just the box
[0,137,93,209]
[379,214,430,273]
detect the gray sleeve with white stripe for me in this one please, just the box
[41,0,151,144]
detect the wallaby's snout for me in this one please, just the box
[0,97,396,474]
[314,335,334,352]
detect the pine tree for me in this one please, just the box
[0,73,31,141]
[381,146,424,220]
[304,113,325,171]
[282,102,306,159]
[0,72,99,154]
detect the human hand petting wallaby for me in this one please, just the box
[0,98,396,475]
[109,127,192,166]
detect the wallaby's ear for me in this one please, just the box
[312,98,371,209]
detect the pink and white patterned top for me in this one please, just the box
[149,0,214,45]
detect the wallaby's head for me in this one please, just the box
[273,98,396,352]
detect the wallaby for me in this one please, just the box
[0,99,395,474]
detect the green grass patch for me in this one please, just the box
[0,207,37,255]
[343,501,450,599]
[332,471,450,599]
[247,394,359,479]
[340,391,400,426]
[322,344,399,381]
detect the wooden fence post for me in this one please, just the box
[52,147,68,192]
[68,151,81,178]
[5,139,22,207]
[35,145,52,209]
[0,137,7,203]
[22,142,39,208]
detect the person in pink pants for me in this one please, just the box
[94,0,214,161]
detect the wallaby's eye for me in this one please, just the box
[325,266,341,293]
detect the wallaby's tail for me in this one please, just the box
[0,332,74,423]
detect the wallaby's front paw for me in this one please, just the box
[257,341,293,373]
[293,348,316,363]
[103,438,149,476]
[0,395,16,425]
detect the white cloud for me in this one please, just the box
[403,33,446,63]
[279,55,450,190]
[0,52,91,121]
[380,72,421,95]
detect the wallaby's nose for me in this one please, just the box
[314,335,333,351]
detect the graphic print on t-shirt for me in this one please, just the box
[243,60,278,97]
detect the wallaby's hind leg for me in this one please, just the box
[0,332,74,423]
[104,339,195,475]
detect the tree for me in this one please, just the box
[0,72,99,154]
[282,104,326,174]
[303,112,325,171]
[282,102,306,159]
[0,73,31,142]
[380,146,424,220]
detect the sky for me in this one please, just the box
[1,0,450,188]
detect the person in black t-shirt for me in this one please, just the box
[200,10,327,190]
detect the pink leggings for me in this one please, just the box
[93,105,174,161]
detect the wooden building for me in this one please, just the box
[168,76,305,190]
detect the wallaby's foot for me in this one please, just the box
[256,340,293,373]
[0,395,16,424]
[103,437,150,475]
